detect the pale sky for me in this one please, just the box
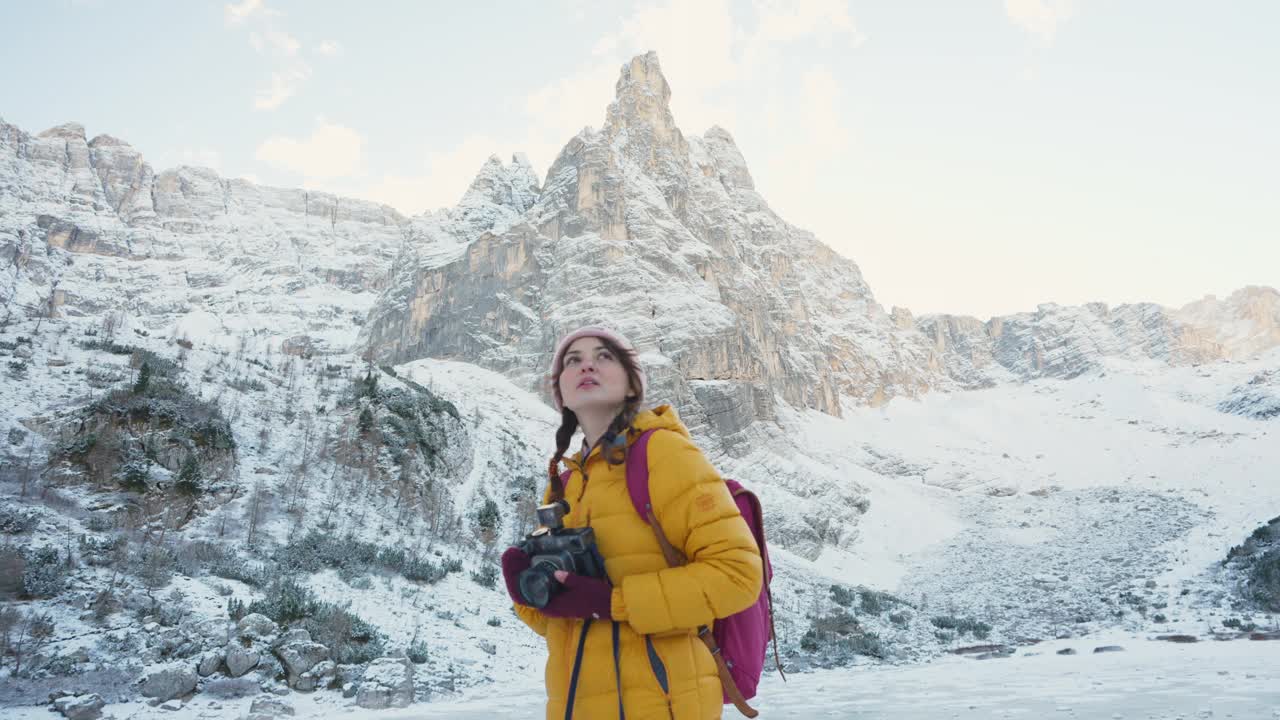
[2,1,1276,320]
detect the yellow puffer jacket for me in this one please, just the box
[513,405,764,720]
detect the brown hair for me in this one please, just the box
[546,334,645,502]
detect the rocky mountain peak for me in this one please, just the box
[603,52,689,173]
[606,51,673,129]
[459,154,541,216]
[37,122,87,141]
[88,134,132,148]
[701,125,755,191]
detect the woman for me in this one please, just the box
[501,326,764,720]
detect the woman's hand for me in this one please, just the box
[500,547,532,606]
[541,572,613,620]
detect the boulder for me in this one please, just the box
[275,639,329,687]
[225,643,261,677]
[248,696,295,717]
[356,657,414,709]
[197,649,225,677]
[138,665,197,702]
[237,614,279,642]
[53,693,105,720]
[335,663,364,686]
[297,660,337,692]
[194,617,232,644]
[274,628,311,647]
[280,335,315,358]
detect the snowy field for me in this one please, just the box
[400,637,1280,720]
[6,636,1274,719]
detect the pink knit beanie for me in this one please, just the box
[549,326,647,411]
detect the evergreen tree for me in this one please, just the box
[175,456,202,496]
[133,361,152,395]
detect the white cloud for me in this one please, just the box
[255,119,365,180]
[246,29,309,110]
[224,0,262,25]
[254,65,311,110]
[742,0,863,65]
[226,2,318,111]
[316,40,343,57]
[1004,0,1076,47]
[249,30,301,56]
[265,30,300,56]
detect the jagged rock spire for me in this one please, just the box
[603,52,690,173]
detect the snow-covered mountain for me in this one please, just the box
[919,286,1280,383]
[359,53,942,440]
[1,51,1278,719]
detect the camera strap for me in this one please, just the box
[564,617,593,720]
[562,618,627,720]
[612,620,626,719]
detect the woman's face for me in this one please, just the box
[558,337,633,414]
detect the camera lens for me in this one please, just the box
[518,562,558,608]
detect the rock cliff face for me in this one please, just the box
[356,54,1280,451]
[917,286,1280,383]
[0,117,411,354]
[357,53,943,449]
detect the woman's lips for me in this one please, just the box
[577,378,599,389]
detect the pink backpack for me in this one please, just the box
[626,429,783,718]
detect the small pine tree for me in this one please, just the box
[21,547,67,599]
[360,370,379,399]
[133,361,152,395]
[358,406,375,433]
[175,456,202,496]
[117,458,151,493]
[475,498,500,532]
[470,565,497,589]
[407,635,430,664]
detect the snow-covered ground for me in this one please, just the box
[400,636,1280,720]
[757,352,1280,646]
[8,635,1272,719]
[3,321,1277,717]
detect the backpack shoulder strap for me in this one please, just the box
[626,429,686,567]
[625,429,659,517]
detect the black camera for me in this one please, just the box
[515,499,607,608]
